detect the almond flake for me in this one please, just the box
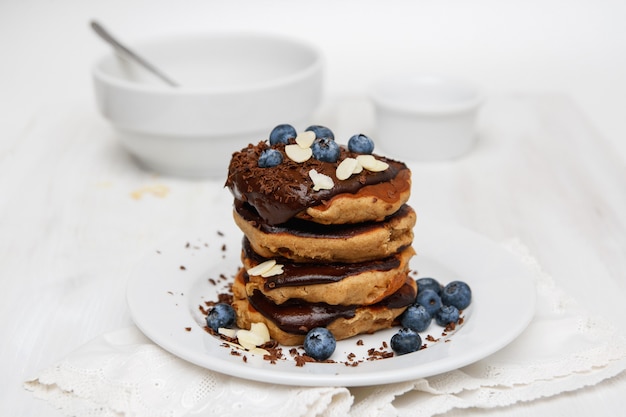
[356,154,389,172]
[247,260,276,276]
[336,158,359,180]
[309,169,334,191]
[261,263,283,277]
[250,322,271,343]
[295,131,316,148]
[237,329,266,350]
[285,144,313,163]
[218,327,238,338]
[250,347,271,356]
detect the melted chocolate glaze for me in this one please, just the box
[242,238,402,289]
[236,201,413,239]
[246,277,417,334]
[225,141,409,225]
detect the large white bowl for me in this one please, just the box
[93,32,323,178]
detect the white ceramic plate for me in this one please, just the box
[127,220,535,387]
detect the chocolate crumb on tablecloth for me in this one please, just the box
[180,265,186,270]
[356,339,364,346]
[185,327,192,332]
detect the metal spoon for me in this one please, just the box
[90,20,179,87]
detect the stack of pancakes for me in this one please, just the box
[225,139,417,346]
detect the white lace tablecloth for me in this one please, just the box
[24,240,626,417]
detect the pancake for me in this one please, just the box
[233,203,416,263]
[231,269,417,346]
[225,141,411,226]
[241,239,415,306]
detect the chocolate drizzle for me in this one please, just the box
[242,238,402,289]
[246,277,417,334]
[225,141,409,225]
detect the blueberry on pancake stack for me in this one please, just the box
[225,124,417,346]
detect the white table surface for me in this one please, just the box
[2,1,626,416]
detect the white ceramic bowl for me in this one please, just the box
[371,75,483,161]
[93,32,323,178]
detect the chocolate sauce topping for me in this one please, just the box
[242,238,401,289]
[236,201,413,239]
[225,141,409,225]
[246,277,417,334]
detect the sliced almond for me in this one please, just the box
[309,169,334,191]
[352,162,364,174]
[250,347,271,356]
[247,259,276,276]
[237,329,266,350]
[218,327,238,339]
[250,322,271,343]
[356,154,389,172]
[261,263,283,277]
[336,157,359,180]
[222,340,245,350]
[295,130,316,148]
[285,144,313,163]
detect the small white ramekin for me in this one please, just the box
[371,75,483,161]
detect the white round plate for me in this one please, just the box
[127,220,535,387]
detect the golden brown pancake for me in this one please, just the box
[233,203,416,263]
[231,269,417,346]
[241,240,415,306]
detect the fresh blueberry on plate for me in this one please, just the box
[269,124,297,145]
[400,304,432,332]
[303,327,336,361]
[347,133,375,154]
[416,288,443,317]
[206,303,236,331]
[416,277,443,295]
[441,280,472,310]
[435,305,460,327]
[390,328,422,355]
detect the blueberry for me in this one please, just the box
[269,124,297,145]
[258,148,283,168]
[416,277,443,295]
[303,327,336,361]
[305,125,335,140]
[441,281,472,310]
[400,304,432,332]
[311,137,340,162]
[390,328,422,355]
[347,134,375,154]
[435,305,460,327]
[416,288,442,317]
[206,303,235,331]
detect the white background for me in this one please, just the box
[2,1,626,416]
[2,0,626,159]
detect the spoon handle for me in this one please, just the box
[90,20,179,87]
